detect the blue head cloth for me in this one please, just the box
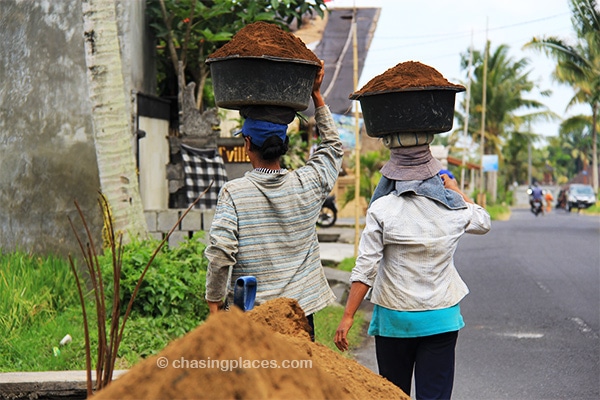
[236,118,287,147]
[439,169,455,180]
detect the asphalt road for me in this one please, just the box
[350,208,599,400]
[454,208,599,400]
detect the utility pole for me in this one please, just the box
[478,24,489,207]
[461,34,473,192]
[527,121,532,185]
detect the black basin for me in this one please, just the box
[207,55,320,111]
[350,86,465,137]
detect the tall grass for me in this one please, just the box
[0,251,90,372]
[0,252,78,336]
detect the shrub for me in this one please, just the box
[98,232,210,334]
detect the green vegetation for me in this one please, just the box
[582,200,600,215]
[337,257,356,273]
[525,0,599,193]
[0,252,91,372]
[0,253,77,336]
[314,304,365,357]
[341,150,389,208]
[146,0,327,106]
[485,203,512,221]
[442,0,600,198]
[95,232,210,366]
[0,233,210,372]
[0,237,368,372]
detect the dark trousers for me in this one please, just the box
[306,314,315,342]
[375,331,459,400]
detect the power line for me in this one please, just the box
[372,12,570,41]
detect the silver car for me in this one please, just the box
[566,184,596,211]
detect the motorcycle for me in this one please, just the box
[317,195,337,228]
[530,198,543,216]
[527,187,544,216]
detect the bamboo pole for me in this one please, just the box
[352,8,361,257]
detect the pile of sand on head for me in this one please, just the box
[91,298,409,400]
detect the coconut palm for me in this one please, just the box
[546,135,574,184]
[456,43,554,155]
[524,0,600,192]
[81,0,148,241]
[560,114,595,175]
[453,42,555,195]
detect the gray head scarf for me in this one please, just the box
[380,144,443,181]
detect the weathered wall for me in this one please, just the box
[0,0,150,256]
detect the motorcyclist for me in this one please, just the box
[529,182,544,215]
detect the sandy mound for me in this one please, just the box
[91,298,409,400]
[208,21,320,63]
[351,60,465,97]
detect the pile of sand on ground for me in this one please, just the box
[91,298,409,400]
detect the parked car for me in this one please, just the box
[560,184,597,212]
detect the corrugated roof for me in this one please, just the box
[304,8,380,116]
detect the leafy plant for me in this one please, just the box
[281,131,310,171]
[98,232,209,334]
[342,150,389,207]
[68,186,210,396]
[147,0,328,105]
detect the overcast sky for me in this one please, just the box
[326,0,587,142]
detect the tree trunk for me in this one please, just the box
[81,0,147,242]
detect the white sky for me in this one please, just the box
[326,0,587,142]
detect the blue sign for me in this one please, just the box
[332,113,363,149]
[482,154,499,172]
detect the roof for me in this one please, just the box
[304,7,380,116]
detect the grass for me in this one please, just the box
[0,252,79,336]
[0,247,369,372]
[314,303,366,357]
[485,203,511,220]
[0,306,95,372]
[0,251,94,372]
[581,201,600,215]
[337,257,356,272]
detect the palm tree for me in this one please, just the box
[81,0,148,241]
[524,0,600,193]
[453,43,555,196]
[546,135,574,184]
[560,114,595,178]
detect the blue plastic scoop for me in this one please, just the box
[233,276,257,312]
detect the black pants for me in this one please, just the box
[375,331,459,400]
[306,314,315,342]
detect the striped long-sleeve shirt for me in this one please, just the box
[205,106,343,316]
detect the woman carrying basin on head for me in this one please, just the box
[334,61,491,400]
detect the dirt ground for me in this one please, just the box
[90,298,409,399]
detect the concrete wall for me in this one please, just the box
[0,0,152,256]
[145,209,214,248]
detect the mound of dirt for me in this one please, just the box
[351,60,465,97]
[208,21,320,64]
[91,298,409,400]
